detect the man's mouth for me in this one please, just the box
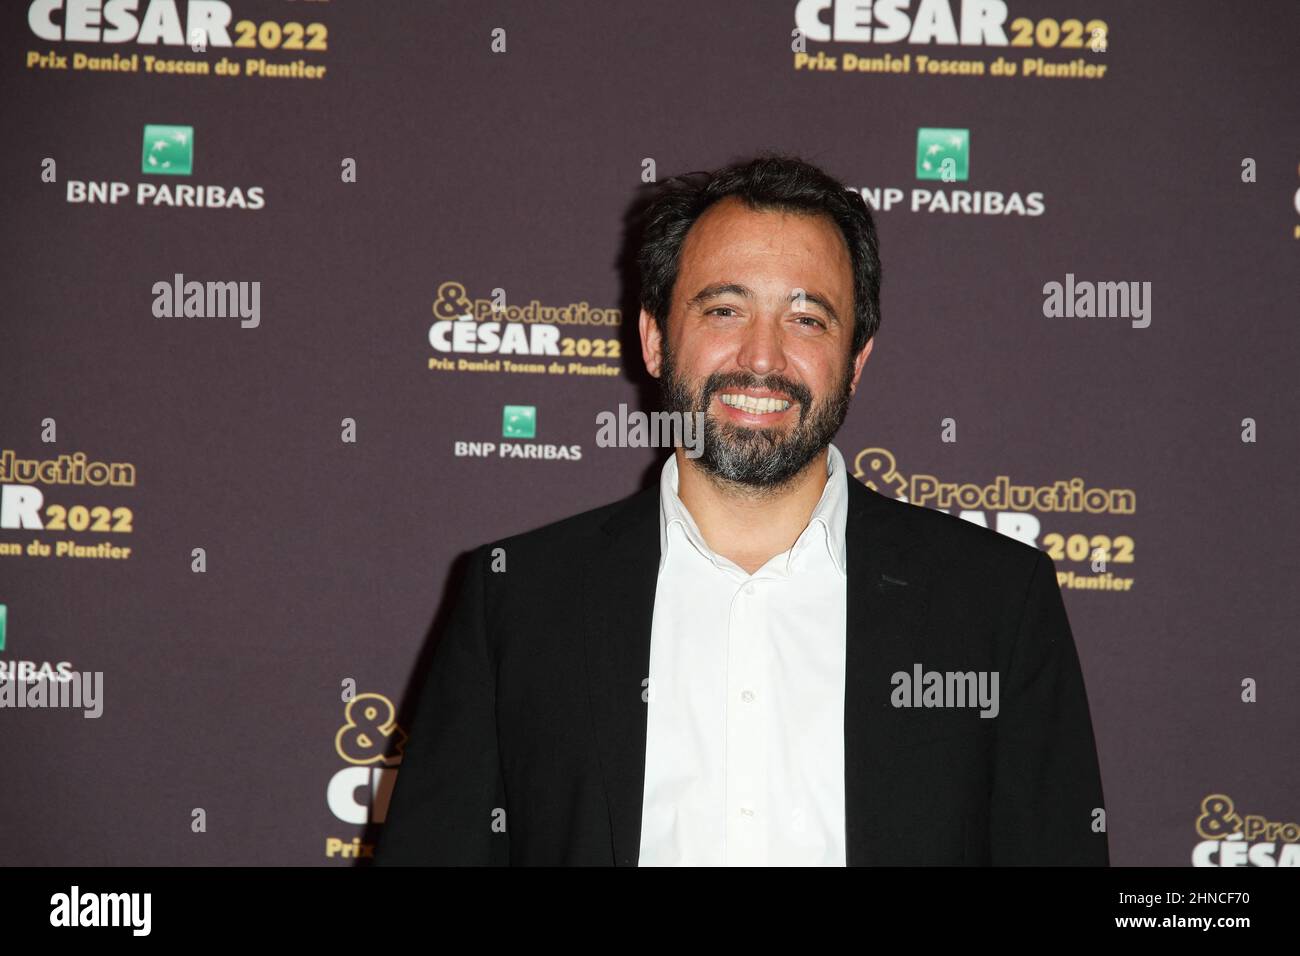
[717,390,794,418]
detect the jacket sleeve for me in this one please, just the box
[373,545,510,865]
[988,550,1109,865]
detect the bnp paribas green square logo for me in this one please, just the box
[0,604,7,652]
[502,405,536,439]
[916,128,969,181]
[141,124,194,175]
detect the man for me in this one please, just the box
[375,155,1108,866]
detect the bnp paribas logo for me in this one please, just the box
[502,405,536,439]
[916,128,969,182]
[141,124,194,175]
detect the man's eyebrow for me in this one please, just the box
[686,283,843,326]
[686,283,754,308]
[791,289,841,326]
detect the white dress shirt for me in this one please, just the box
[637,442,849,866]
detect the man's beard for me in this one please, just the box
[659,338,855,490]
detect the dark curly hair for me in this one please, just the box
[636,154,881,356]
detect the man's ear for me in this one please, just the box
[848,337,874,396]
[640,308,664,379]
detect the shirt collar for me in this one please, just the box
[658,442,849,576]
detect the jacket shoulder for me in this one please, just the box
[857,481,1047,576]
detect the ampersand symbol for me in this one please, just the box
[853,447,909,498]
[335,693,407,766]
[432,281,472,321]
[1195,794,1242,840]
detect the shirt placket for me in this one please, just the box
[724,573,769,865]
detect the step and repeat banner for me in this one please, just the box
[1,1,1296,866]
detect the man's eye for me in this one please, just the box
[794,315,827,329]
[707,307,738,317]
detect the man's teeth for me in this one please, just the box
[719,393,792,414]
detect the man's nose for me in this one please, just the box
[735,315,787,376]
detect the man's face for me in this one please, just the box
[640,196,872,488]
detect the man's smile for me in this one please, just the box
[716,389,798,423]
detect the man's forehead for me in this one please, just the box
[684,199,845,256]
[678,199,852,294]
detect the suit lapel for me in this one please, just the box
[843,478,935,865]
[581,485,660,866]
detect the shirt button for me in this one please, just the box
[743,583,755,595]
[741,690,755,703]
[740,807,754,817]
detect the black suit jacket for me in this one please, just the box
[375,475,1109,865]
